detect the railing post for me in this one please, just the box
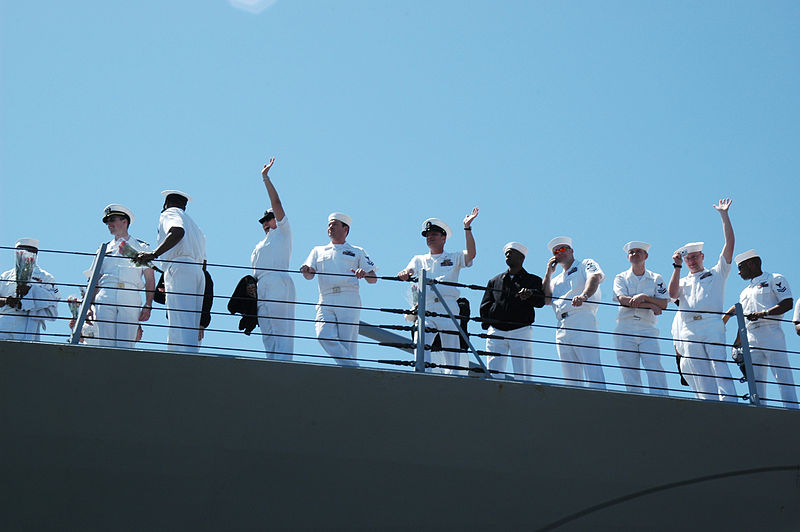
[734,302,760,406]
[69,243,107,345]
[415,269,427,373]
[428,282,491,379]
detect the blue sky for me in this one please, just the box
[2,1,799,402]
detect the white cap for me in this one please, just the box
[328,212,352,227]
[102,204,134,225]
[503,242,528,257]
[680,242,704,255]
[421,218,451,239]
[547,236,572,252]
[15,238,39,250]
[161,190,193,203]
[734,249,760,266]
[623,241,651,253]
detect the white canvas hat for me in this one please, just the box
[734,249,759,266]
[503,242,528,257]
[623,241,651,253]
[328,212,353,226]
[547,236,572,252]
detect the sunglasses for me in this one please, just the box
[552,246,570,255]
[106,215,125,223]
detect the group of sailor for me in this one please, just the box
[2,161,799,405]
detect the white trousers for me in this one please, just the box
[257,273,296,361]
[95,286,141,349]
[555,312,606,390]
[486,326,533,380]
[0,312,41,341]
[423,298,467,376]
[614,320,668,396]
[316,291,360,367]
[747,326,797,408]
[680,324,737,402]
[165,262,205,354]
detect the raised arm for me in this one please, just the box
[669,250,682,300]
[261,157,286,222]
[714,198,734,264]
[463,207,479,263]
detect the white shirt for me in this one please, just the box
[303,242,376,294]
[740,271,792,329]
[550,258,604,318]
[157,207,206,263]
[793,298,800,324]
[251,217,292,280]
[405,250,472,301]
[676,253,731,316]
[97,236,150,290]
[613,268,668,326]
[0,264,60,319]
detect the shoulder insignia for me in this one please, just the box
[441,259,453,267]
[585,262,597,272]
[657,282,667,295]
[776,281,787,292]
[342,250,356,257]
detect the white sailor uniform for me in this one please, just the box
[158,207,207,353]
[251,216,296,361]
[674,253,736,402]
[94,237,150,349]
[303,242,375,367]
[0,265,60,341]
[549,258,606,389]
[739,272,796,408]
[613,268,669,395]
[405,250,472,375]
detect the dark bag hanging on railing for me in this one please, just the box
[227,275,259,335]
[200,262,213,329]
[153,273,166,305]
[457,298,470,351]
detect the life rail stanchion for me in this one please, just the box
[734,302,759,406]
[415,269,427,373]
[69,242,107,345]
[427,280,491,379]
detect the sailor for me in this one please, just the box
[301,213,377,367]
[733,249,796,408]
[479,241,544,380]
[397,208,479,375]
[251,157,296,360]
[89,204,155,348]
[137,190,207,353]
[0,238,60,341]
[612,241,669,395]
[543,236,606,389]
[668,198,737,402]
[794,299,800,337]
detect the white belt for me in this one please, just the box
[321,286,357,296]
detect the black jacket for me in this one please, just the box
[227,275,259,335]
[479,268,545,331]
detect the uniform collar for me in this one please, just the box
[749,272,769,286]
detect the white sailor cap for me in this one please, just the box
[503,241,528,257]
[328,212,352,227]
[15,238,40,250]
[680,242,704,255]
[547,236,572,252]
[258,208,275,224]
[102,204,134,224]
[623,241,651,253]
[421,218,451,238]
[161,190,193,203]
[734,249,760,266]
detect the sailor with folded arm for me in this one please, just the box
[733,249,796,408]
[668,198,737,402]
[543,236,606,390]
[301,213,377,367]
[613,241,669,395]
[397,208,479,376]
